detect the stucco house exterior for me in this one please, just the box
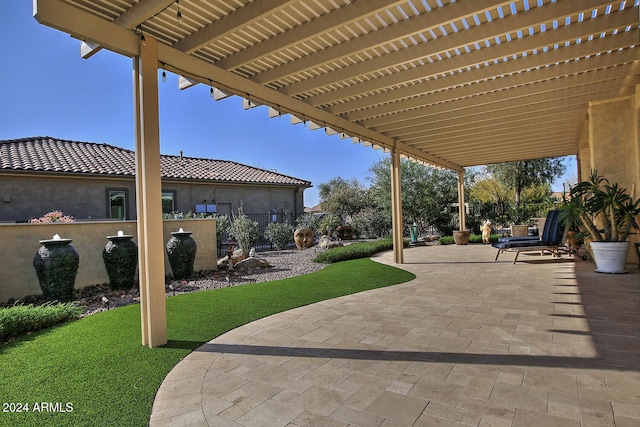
[0,137,311,222]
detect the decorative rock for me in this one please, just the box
[217,255,229,269]
[318,235,343,249]
[233,257,271,271]
[336,225,355,240]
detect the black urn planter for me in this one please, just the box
[103,233,138,290]
[33,236,80,302]
[166,230,197,280]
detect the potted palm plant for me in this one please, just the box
[560,170,640,273]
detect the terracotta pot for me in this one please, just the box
[453,230,470,245]
[511,225,529,237]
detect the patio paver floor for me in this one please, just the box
[150,244,640,426]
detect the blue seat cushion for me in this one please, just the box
[492,210,563,250]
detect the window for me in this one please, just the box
[161,191,175,214]
[109,190,126,220]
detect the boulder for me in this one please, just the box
[233,257,271,271]
[318,235,343,249]
[336,225,355,240]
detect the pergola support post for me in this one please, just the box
[134,35,167,348]
[391,148,404,264]
[457,171,466,231]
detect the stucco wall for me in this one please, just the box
[0,172,307,222]
[0,174,134,222]
[584,95,640,264]
[0,218,216,303]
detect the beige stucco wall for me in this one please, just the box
[0,173,307,223]
[583,94,640,264]
[0,218,216,303]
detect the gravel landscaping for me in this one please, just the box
[79,247,328,316]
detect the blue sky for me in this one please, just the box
[0,2,575,208]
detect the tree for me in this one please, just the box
[369,158,459,234]
[486,157,565,208]
[318,177,372,220]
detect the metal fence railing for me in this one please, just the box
[222,212,305,252]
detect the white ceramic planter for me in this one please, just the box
[590,241,629,274]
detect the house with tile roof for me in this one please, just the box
[0,137,311,222]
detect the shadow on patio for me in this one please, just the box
[151,244,640,426]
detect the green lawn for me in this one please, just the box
[0,258,415,427]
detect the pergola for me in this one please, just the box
[33,0,640,347]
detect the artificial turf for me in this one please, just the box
[0,258,415,427]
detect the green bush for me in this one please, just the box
[0,302,83,342]
[313,238,397,264]
[295,213,321,232]
[439,236,454,245]
[264,222,294,250]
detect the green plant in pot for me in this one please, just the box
[560,170,640,273]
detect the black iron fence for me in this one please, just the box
[221,212,306,252]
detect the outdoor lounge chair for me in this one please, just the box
[492,210,568,264]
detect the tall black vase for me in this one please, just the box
[33,237,80,302]
[166,230,197,280]
[103,234,138,290]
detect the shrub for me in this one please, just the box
[317,214,341,237]
[264,222,294,250]
[313,238,396,264]
[228,214,260,254]
[350,207,391,238]
[439,236,454,245]
[295,214,321,233]
[29,210,75,223]
[0,301,83,342]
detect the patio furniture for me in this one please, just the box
[492,210,569,264]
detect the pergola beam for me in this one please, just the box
[215,0,404,71]
[114,0,176,28]
[253,0,512,85]
[173,1,299,54]
[35,0,462,172]
[364,75,640,131]
[374,86,632,136]
[343,42,639,121]
[308,7,637,106]
[281,0,624,97]
[327,30,638,115]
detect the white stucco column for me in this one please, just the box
[134,35,167,348]
[457,170,466,231]
[391,148,404,264]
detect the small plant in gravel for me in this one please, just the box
[0,301,83,342]
[228,213,260,255]
[264,222,294,250]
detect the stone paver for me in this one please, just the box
[150,244,640,426]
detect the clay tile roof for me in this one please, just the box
[0,137,311,187]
